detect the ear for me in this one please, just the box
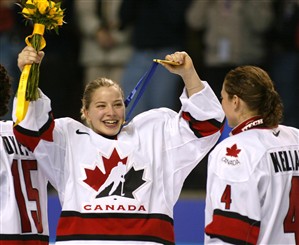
[83,108,90,122]
[232,95,241,110]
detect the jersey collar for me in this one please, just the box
[231,116,268,135]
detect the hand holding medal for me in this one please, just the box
[153,59,180,66]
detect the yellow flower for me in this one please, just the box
[49,1,56,8]
[36,0,49,15]
[22,7,35,18]
[17,0,65,102]
[48,6,57,15]
[54,15,64,26]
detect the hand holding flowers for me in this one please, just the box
[15,0,64,125]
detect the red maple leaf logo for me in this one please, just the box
[83,148,127,191]
[226,144,241,157]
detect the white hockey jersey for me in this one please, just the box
[205,116,299,245]
[13,82,225,245]
[0,121,50,244]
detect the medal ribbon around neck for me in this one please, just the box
[15,24,46,126]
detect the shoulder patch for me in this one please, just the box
[226,144,241,157]
[220,143,242,166]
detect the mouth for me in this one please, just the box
[103,120,119,126]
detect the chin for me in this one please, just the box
[107,127,121,136]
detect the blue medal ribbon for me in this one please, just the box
[124,62,159,123]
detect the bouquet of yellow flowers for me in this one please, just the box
[15,0,64,124]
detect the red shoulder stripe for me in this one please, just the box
[182,112,225,138]
[13,112,55,152]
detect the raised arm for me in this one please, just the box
[161,51,204,97]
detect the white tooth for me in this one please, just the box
[105,120,116,124]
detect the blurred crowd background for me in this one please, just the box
[1,0,298,191]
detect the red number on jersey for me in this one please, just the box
[283,176,299,243]
[11,159,43,233]
[221,185,232,209]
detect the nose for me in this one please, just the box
[106,105,116,115]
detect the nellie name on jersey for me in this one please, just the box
[269,147,299,174]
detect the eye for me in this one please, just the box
[114,102,123,108]
[96,104,105,108]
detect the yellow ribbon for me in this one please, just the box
[14,23,46,126]
[15,64,31,126]
[25,23,46,49]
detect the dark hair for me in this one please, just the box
[0,64,12,117]
[224,66,283,127]
[80,77,124,124]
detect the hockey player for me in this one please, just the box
[205,65,299,244]
[0,64,51,244]
[14,46,225,245]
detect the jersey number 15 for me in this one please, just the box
[11,159,43,233]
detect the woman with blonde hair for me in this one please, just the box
[15,46,225,244]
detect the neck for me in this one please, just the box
[101,134,117,140]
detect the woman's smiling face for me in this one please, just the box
[84,85,125,136]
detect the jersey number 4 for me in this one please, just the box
[11,159,43,233]
[221,185,232,209]
[283,176,299,243]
